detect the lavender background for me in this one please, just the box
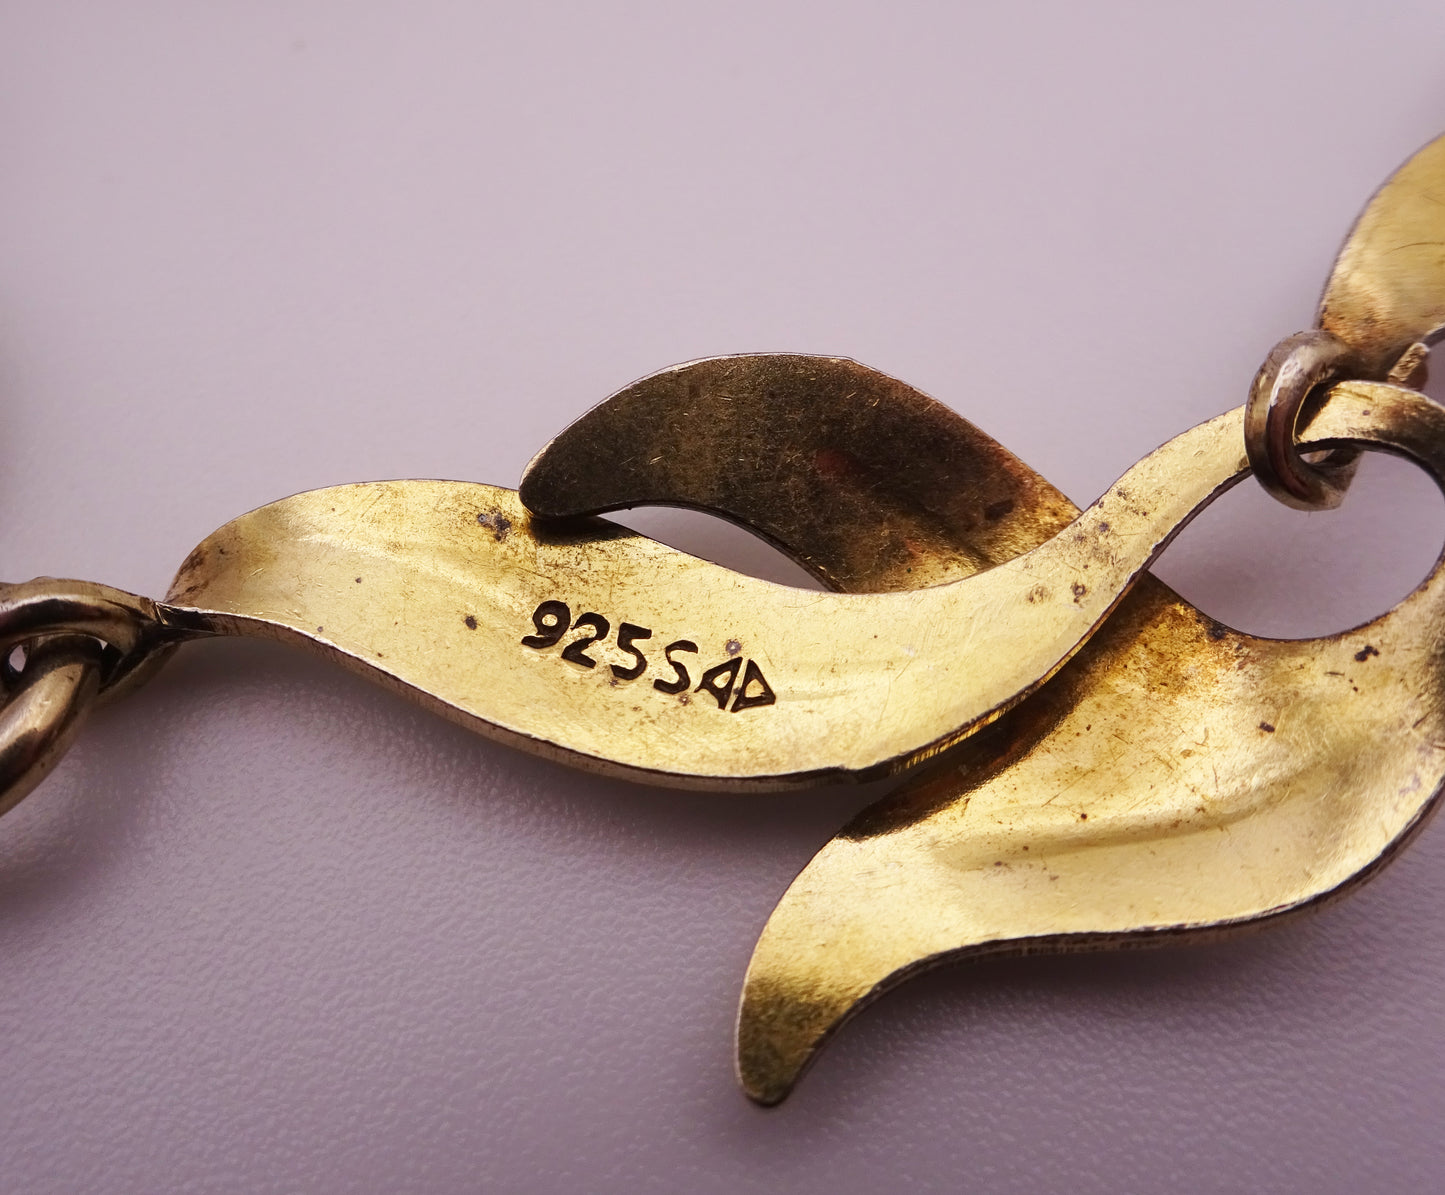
[4,3,1445,1191]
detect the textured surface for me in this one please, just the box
[5,3,1445,1191]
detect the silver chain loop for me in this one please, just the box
[1244,329,1363,511]
[1245,330,1432,511]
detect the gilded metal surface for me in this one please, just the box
[521,359,1445,1104]
[0,117,1438,1116]
[0,578,172,677]
[739,381,1445,1102]
[520,355,1078,592]
[1246,132,1445,509]
[0,579,183,812]
[0,635,106,818]
[1320,131,1445,376]
[159,393,1259,789]
[2,132,1441,1105]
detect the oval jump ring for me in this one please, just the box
[1245,329,1361,510]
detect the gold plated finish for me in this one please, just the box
[1321,132,1445,376]
[521,358,1445,1103]
[0,635,106,818]
[739,381,1445,1103]
[161,399,1256,789]
[520,355,1077,592]
[1247,131,1445,509]
[0,579,181,811]
[0,578,172,678]
[1,127,1443,1113]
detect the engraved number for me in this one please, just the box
[522,600,572,649]
[611,623,653,681]
[560,612,610,669]
[522,602,773,712]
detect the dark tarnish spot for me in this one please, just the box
[1097,521,1110,534]
[1207,621,1229,641]
[465,615,478,630]
[1071,582,1087,603]
[355,577,362,584]
[176,545,208,579]
[1026,584,1049,604]
[1079,812,1088,821]
[1259,722,1276,733]
[726,639,742,657]
[984,498,1015,522]
[1354,644,1380,662]
[476,510,513,542]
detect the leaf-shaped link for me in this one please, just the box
[519,355,1445,1104]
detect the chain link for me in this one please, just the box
[0,579,180,817]
[1245,330,1433,511]
[1244,329,1363,511]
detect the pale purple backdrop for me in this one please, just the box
[4,3,1445,1192]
